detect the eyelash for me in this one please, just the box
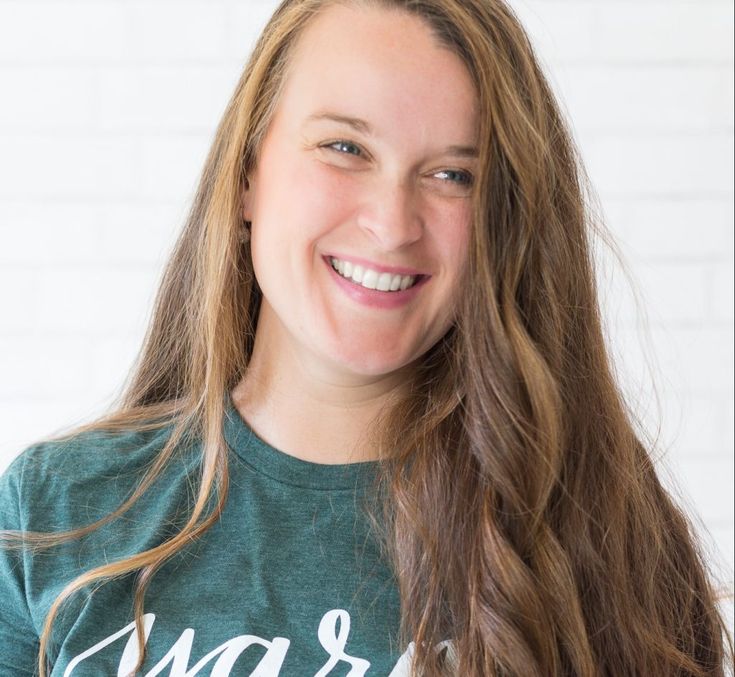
[321,140,474,187]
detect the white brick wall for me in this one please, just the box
[0,0,732,632]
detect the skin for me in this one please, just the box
[231,2,479,464]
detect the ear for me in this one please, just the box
[241,176,254,222]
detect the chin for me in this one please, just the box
[331,349,415,379]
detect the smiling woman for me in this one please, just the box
[235,3,477,446]
[0,1,732,676]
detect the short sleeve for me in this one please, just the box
[0,452,41,676]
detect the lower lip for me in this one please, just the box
[323,257,429,310]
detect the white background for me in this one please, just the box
[0,0,732,632]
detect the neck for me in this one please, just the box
[230,306,412,465]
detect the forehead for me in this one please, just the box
[273,2,479,144]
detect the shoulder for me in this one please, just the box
[0,421,185,532]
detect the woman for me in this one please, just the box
[1,0,731,675]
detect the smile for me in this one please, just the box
[329,256,419,292]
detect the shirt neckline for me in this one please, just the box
[222,391,381,491]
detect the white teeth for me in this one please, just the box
[362,269,378,290]
[329,257,417,292]
[351,264,364,284]
[376,272,392,292]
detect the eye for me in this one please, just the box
[322,140,364,157]
[434,168,474,187]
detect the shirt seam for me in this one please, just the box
[227,447,373,493]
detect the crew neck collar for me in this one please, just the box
[222,391,381,491]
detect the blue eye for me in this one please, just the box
[326,140,362,156]
[435,169,474,186]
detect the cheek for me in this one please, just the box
[259,158,360,234]
[298,163,363,222]
[436,203,472,273]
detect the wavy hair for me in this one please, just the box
[2,0,732,675]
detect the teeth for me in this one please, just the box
[330,257,417,292]
[362,269,378,289]
[377,272,392,292]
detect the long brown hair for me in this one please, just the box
[2,0,732,675]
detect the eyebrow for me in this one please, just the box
[304,111,479,158]
[306,112,373,134]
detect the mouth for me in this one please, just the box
[326,256,426,293]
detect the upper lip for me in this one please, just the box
[325,254,428,277]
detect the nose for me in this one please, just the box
[356,176,424,250]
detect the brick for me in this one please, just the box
[0,394,120,473]
[593,242,650,327]
[651,326,733,396]
[609,324,733,404]
[710,264,734,322]
[634,262,710,324]
[603,198,733,262]
[660,453,734,526]
[0,336,94,398]
[557,65,733,132]
[227,1,289,63]
[94,66,237,132]
[97,202,182,265]
[725,399,734,457]
[0,401,49,474]
[33,267,159,334]
[0,134,139,199]
[520,2,732,64]
[0,268,39,332]
[0,67,96,130]
[126,2,228,63]
[0,203,104,264]
[661,394,730,459]
[139,133,213,200]
[638,390,729,461]
[583,132,734,196]
[518,2,598,63]
[87,334,148,393]
[592,2,733,63]
[0,2,128,63]
[673,326,733,396]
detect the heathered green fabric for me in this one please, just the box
[0,394,412,676]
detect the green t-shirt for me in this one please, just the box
[0,395,435,676]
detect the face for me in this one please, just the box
[242,2,479,383]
